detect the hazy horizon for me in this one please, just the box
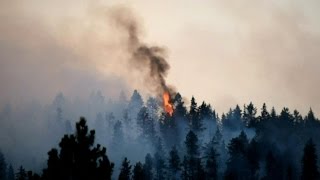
[1,0,320,115]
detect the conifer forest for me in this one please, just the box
[1,1,320,180]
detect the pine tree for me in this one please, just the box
[243,102,257,127]
[143,154,153,180]
[128,90,144,117]
[27,171,40,180]
[306,108,316,122]
[260,103,270,122]
[133,162,144,180]
[0,150,6,180]
[112,120,124,147]
[7,165,14,180]
[154,138,166,180]
[42,117,114,180]
[293,110,303,124]
[173,93,187,118]
[168,146,181,179]
[44,148,61,180]
[183,130,203,179]
[301,139,319,180]
[222,105,243,131]
[118,158,132,180]
[185,131,199,158]
[204,142,218,180]
[270,107,277,119]
[247,139,259,180]
[16,166,27,180]
[263,151,280,180]
[189,97,203,132]
[137,107,156,143]
[181,156,188,180]
[225,131,250,179]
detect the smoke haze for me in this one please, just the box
[1,0,320,115]
[1,1,320,177]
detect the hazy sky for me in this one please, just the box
[1,0,320,115]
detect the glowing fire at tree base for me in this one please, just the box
[163,92,174,116]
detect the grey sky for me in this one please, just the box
[1,0,320,115]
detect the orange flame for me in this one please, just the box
[163,92,174,116]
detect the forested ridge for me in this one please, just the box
[0,90,320,180]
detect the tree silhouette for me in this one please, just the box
[0,150,6,180]
[7,165,14,180]
[112,120,124,148]
[243,102,257,127]
[189,97,203,133]
[182,130,204,179]
[246,139,259,180]
[204,138,219,180]
[301,139,319,180]
[133,162,144,180]
[153,138,166,180]
[16,166,27,180]
[118,157,132,180]
[42,117,114,180]
[262,151,281,180]
[168,146,181,179]
[143,153,153,180]
[225,131,250,179]
[27,171,40,180]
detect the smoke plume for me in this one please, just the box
[108,7,175,97]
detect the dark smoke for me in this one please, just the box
[109,7,175,97]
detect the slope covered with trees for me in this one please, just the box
[0,90,320,180]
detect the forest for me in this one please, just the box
[0,90,319,180]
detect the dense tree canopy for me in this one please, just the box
[1,90,320,180]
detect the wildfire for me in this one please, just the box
[163,92,174,116]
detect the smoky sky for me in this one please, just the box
[108,7,173,96]
[1,0,320,115]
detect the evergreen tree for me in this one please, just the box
[306,108,316,122]
[270,107,277,119]
[43,148,60,180]
[182,130,203,179]
[42,117,114,180]
[185,131,199,158]
[146,97,159,121]
[133,162,144,180]
[204,141,219,180]
[128,90,144,117]
[279,107,294,124]
[168,146,181,179]
[301,139,319,180]
[159,112,178,149]
[112,120,124,147]
[16,166,27,180]
[222,105,243,131]
[243,102,257,127]
[7,165,14,180]
[143,154,153,180]
[27,171,40,180]
[189,97,203,132]
[247,139,259,180]
[119,158,132,180]
[137,107,157,143]
[0,150,6,180]
[225,131,250,179]
[173,93,187,118]
[260,103,270,122]
[263,151,281,180]
[153,138,166,180]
